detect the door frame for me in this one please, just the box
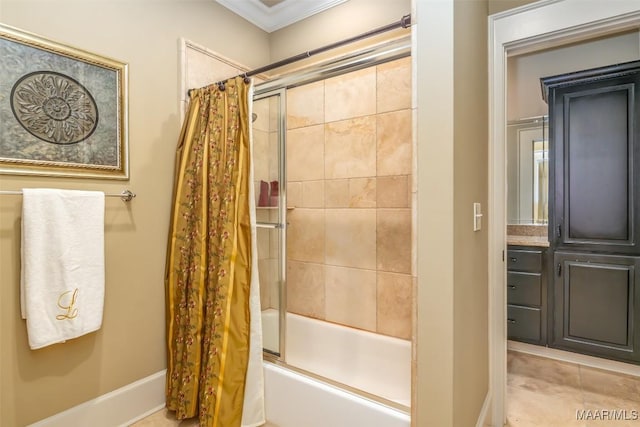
[488,1,640,425]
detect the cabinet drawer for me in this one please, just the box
[507,249,542,272]
[507,272,541,306]
[507,305,541,342]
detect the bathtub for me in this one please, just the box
[261,309,411,427]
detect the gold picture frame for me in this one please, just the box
[0,24,129,179]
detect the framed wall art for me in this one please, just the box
[0,24,129,179]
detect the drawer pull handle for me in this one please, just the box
[507,318,516,324]
[510,257,517,262]
[508,285,517,290]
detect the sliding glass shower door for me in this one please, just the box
[251,37,413,409]
[252,89,286,357]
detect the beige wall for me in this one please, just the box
[414,0,455,424]
[0,0,501,425]
[488,0,537,15]
[0,1,269,425]
[453,0,489,425]
[507,30,640,120]
[269,0,412,61]
[414,0,489,425]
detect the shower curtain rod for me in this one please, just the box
[188,13,412,95]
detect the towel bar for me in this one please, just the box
[0,189,136,202]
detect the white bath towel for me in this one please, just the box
[21,188,105,350]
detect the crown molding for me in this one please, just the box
[215,0,348,33]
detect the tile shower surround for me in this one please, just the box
[282,57,413,340]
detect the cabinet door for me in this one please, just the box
[508,305,542,343]
[547,64,640,254]
[507,272,542,306]
[552,252,640,363]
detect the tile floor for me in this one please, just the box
[132,351,640,426]
[507,351,640,427]
[130,409,198,426]
[129,410,277,427]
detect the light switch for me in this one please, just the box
[473,202,482,231]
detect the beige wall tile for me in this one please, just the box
[287,208,325,263]
[269,228,280,260]
[349,177,377,208]
[325,116,376,179]
[287,81,324,129]
[269,95,280,132]
[268,258,280,309]
[257,228,270,260]
[268,131,279,182]
[325,179,349,208]
[287,125,324,181]
[277,64,415,344]
[269,208,279,223]
[252,98,271,132]
[377,109,412,176]
[377,175,410,208]
[258,259,272,309]
[325,67,376,122]
[253,129,270,182]
[302,180,325,208]
[255,206,269,223]
[325,208,376,269]
[287,181,302,208]
[287,261,325,319]
[325,265,377,331]
[377,209,412,274]
[377,272,413,339]
[377,57,412,113]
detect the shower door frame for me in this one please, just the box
[254,88,288,361]
[254,35,413,412]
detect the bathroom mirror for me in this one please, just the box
[507,116,549,225]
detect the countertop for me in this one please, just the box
[507,235,549,247]
[507,224,549,248]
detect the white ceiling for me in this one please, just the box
[215,0,348,33]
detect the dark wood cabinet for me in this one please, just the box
[542,60,640,364]
[543,61,640,255]
[552,252,640,363]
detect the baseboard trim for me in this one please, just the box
[28,370,166,427]
[476,391,492,427]
[508,341,640,377]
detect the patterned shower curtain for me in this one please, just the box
[165,76,253,427]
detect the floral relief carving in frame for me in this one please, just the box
[0,24,129,179]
